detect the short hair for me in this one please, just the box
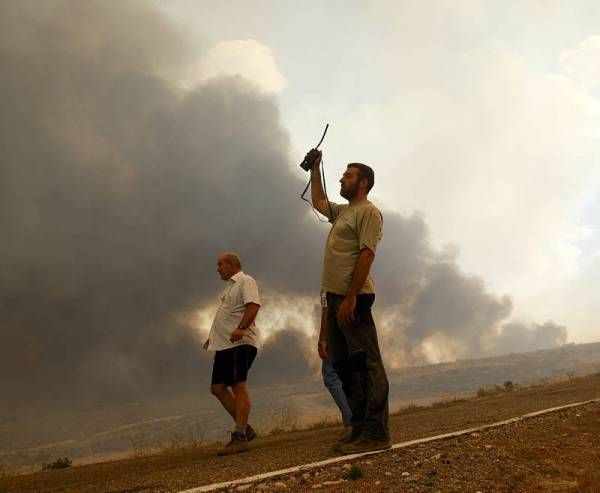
[347,163,375,192]
[220,252,242,269]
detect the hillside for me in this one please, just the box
[1,370,599,491]
[1,342,600,472]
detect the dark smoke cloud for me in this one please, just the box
[252,329,317,386]
[0,0,567,413]
[0,0,323,412]
[373,214,566,364]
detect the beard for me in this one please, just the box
[340,182,359,200]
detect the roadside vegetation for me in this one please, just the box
[42,458,72,471]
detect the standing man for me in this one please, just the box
[309,151,390,454]
[204,252,261,456]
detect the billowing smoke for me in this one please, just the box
[0,0,567,413]
[372,213,567,365]
[0,0,323,412]
[252,329,316,386]
[492,320,568,356]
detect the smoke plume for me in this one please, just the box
[0,0,567,413]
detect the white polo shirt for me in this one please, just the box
[207,271,261,351]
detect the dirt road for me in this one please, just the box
[247,397,600,492]
[2,374,599,493]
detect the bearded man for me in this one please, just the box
[309,152,390,454]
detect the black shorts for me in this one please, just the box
[211,344,257,386]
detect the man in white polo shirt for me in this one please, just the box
[203,252,261,456]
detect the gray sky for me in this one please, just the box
[157,0,600,343]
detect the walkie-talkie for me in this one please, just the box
[299,124,329,171]
[299,124,333,222]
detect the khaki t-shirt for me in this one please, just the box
[321,200,383,295]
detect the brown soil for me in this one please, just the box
[1,374,599,493]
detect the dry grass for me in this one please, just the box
[0,461,17,479]
[304,417,340,430]
[391,372,596,418]
[475,380,521,397]
[391,396,469,417]
[262,373,598,440]
[430,395,468,407]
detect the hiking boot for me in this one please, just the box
[337,426,361,443]
[246,424,257,442]
[337,437,391,455]
[332,426,362,452]
[217,431,249,456]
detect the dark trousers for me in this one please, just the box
[326,293,389,441]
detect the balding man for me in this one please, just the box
[204,252,261,456]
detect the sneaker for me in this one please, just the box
[337,437,391,455]
[217,431,249,456]
[246,424,257,442]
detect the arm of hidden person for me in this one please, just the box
[318,306,329,359]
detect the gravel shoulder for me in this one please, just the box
[250,398,600,492]
[1,373,599,493]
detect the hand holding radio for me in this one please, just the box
[300,148,322,171]
[298,123,329,172]
[299,123,332,222]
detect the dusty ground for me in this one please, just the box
[1,373,599,493]
[246,398,600,492]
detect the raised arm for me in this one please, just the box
[310,150,329,216]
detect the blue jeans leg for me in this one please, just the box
[322,359,353,426]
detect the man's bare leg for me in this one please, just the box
[231,381,251,430]
[214,382,251,456]
[210,384,237,420]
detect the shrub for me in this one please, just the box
[42,457,72,471]
[348,464,363,480]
